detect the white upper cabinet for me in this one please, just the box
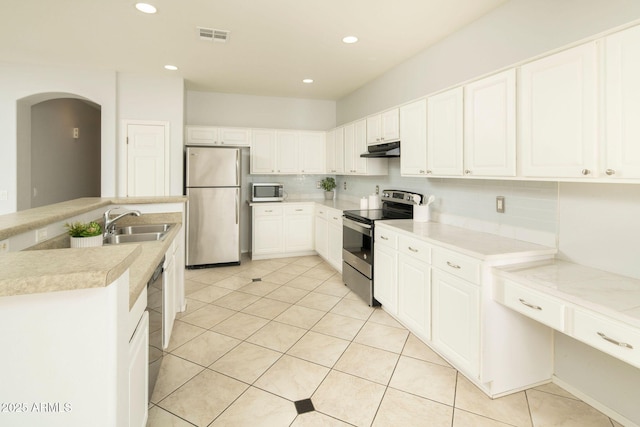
[344,120,368,174]
[276,130,299,174]
[400,99,428,176]
[427,87,464,176]
[604,25,640,179]
[186,126,251,146]
[250,129,277,174]
[299,131,325,174]
[325,128,343,174]
[464,69,516,177]
[367,108,400,145]
[520,42,598,178]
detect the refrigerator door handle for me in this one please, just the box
[235,188,239,225]
[236,150,240,186]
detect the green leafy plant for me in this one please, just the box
[65,221,102,237]
[320,177,336,191]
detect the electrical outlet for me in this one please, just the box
[496,196,505,213]
[375,185,379,195]
[73,128,79,139]
[0,239,8,253]
[316,181,321,189]
[343,181,347,190]
[36,228,48,242]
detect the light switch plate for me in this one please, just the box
[0,239,8,253]
[36,228,48,242]
[496,196,505,213]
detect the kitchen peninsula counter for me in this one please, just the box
[0,196,186,308]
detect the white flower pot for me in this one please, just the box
[324,191,334,200]
[70,235,103,248]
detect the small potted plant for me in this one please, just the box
[320,177,336,200]
[65,221,103,248]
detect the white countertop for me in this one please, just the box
[494,259,640,328]
[248,198,360,211]
[378,219,557,261]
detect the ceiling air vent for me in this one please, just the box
[198,27,230,43]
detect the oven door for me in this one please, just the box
[342,216,378,306]
[342,217,373,278]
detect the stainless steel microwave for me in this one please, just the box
[250,182,284,202]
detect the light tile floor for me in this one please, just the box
[147,255,624,427]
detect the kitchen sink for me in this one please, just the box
[103,223,174,245]
[115,224,173,235]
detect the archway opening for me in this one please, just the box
[16,93,101,210]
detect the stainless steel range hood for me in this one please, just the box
[360,141,400,158]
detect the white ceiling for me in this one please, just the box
[0,0,507,100]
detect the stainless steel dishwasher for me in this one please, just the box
[146,257,165,400]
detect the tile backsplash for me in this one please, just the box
[250,159,559,247]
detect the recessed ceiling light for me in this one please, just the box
[302,79,314,84]
[164,65,178,71]
[342,36,358,44]
[135,3,157,14]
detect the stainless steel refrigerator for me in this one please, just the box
[185,146,241,267]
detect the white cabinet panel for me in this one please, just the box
[315,208,328,259]
[398,253,431,340]
[374,239,398,315]
[250,129,277,174]
[253,215,284,255]
[520,42,598,178]
[327,209,343,272]
[129,311,149,427]
[432,269,480,376]
[502,279,566,331]
[400,99,428,176]
[343,123,356,174]
[276,131,299,174]
[427,87,464,176]
[367,108,400,145]
[299,131,325,174]
[604,25,640,179]
[186,126,250,146]
[464,69,516,177]
[127,123,168,197]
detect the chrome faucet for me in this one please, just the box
[103,208,141,236]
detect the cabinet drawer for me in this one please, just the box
[254,205,283,217]
[398,235,431,262]
[432,248,480,283]
[502,280,565,330]
[327,209,343,226]
[285,205,313,215]
[315,206,328,219]
[573,308,640,369]
[376,227,398,249]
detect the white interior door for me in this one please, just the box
[127,123,168,197]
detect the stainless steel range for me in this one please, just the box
[342,189,423,306]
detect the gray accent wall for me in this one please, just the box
[30,98,101,208]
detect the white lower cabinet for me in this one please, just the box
[326,211,343,272]
[128,311,149,427]
[373,228,399,315]
[252,204,314,259]
[431,269,479,376]
[315,207,328,259]
[397,253,431,341]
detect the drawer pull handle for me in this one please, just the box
[519,298,542,311]
[597,332,634,349]
[265,210,273,213]
[380,236,389,240]
[295,209,303,211]
[408,246,419,253]
[446,261,461,269]
[333,217,339,220]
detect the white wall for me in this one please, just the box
[117,73,185,196]
[186,91,336,130]
[0,63,117,214]
[337,0,640,124]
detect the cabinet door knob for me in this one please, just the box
[605,169,616,176]
[426,170,432,175]
[419,170,425,174]
[464,169,472,175]
[581,169,591,176]
[380,236,389,240]
[446,261,461,269]
[301,170,305,173]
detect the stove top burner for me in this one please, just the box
[343,190,423,224]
